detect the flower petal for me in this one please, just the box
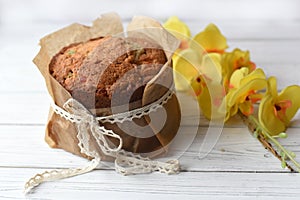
[229,67,249,88]
[173,48,201,91]
[248,92,264,104]
[239,100,254,116]
[266,76,278,97]
[230,79,266,106]
[259,93,286,135]
[221,48,256,91]
[240,68,266,86]
[200,53,223,83]
[259,77,300,135]
[277,85,300,124]
[163,16,191,42]
[191,75,226,120]
[192,23,228,53]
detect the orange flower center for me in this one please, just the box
[273,100,292,123]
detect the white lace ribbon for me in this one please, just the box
[24,90,180,194]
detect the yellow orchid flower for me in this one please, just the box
[191,23,228,54]
[173,48,201,91]
[259,77,300,135]
[225,68,267,120]
[221,48,256,91]
[163,16,191,50]
[190,74,226,120]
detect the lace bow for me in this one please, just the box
[24,90,180,194]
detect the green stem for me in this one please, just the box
[244,114,300,172]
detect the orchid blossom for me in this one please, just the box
[225,68,267,121]
[190,74,226,120]
[221,48,256,91]
[259,77,300,135]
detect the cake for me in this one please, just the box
[49,36,167,110]
[33,15,181,158]
[46,35,179,156]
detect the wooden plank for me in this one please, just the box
[1,125,299,172]
[228,41,300,66]
[180,127,300,172]
[1,0,300,24]
[1,91,299,128]
[188,20,300,40]
[1,38,300,94]
[0,92,49,125]
[1,168,300,199]
[1,61,299,93]
[1,21,300,95]
[2,19,300,40]
[0,125,88,169]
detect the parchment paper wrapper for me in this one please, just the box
[33,13,181,160]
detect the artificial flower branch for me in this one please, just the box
[164,16,300,172]
[240,112,300,172]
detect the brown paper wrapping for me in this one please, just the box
[33,13,181,160]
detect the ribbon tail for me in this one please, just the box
[24,157,100,194]
[114,151,180,175]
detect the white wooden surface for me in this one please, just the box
[1,0,300,199]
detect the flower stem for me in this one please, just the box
[239,112,300,172]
